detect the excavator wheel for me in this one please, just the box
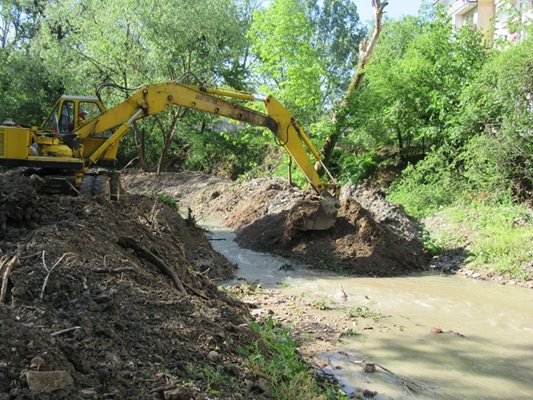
[80,173,110,199]
[93,175,111,198]
[81,171,127,201]
[80,175,96,196]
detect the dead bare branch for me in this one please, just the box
[94,267,136,274]
[317,0,388,170]
[121,156,139,171]
[0,249,22,304]
[118,237,186,294]
[50,326,81,337]
[347,0,388,93]
[40,252,75,301]
[63,178,81,196]
[0,256,8,276]
[20,252,42,260]
[350,358,426,393]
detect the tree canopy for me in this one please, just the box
[0,0,531,208]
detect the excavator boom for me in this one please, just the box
[76,82,338,197]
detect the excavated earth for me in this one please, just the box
[0,170,276,400]
[123,171,429,276]
[0,168,429,399]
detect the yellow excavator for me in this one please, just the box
[0,82,339,229]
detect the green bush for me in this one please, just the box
[454,27,533,201]
[335,151,377,184]
[183,125,269,180]
[388,151,464,218]
[458,135,514,201]
[156,193,179,212]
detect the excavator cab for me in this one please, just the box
[38,95,120,166]
[41,96,105,136]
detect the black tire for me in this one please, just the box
[93,175,110,199]
[80,175,96,196]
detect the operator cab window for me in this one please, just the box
[79,101,102,124]
[59,101,74,135]
[80,101,112,138]
[42,104,60,134]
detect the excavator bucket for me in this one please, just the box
[298,192,340,231]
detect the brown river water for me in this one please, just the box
[206,222,533,400]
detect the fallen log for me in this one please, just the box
[0,249,22,303]
[118,237,186,294]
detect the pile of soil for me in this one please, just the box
[123,171,429,276]
[0,171,272,399]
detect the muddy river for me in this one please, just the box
[205,222,533,400]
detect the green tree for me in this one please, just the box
[343,11,487,169]
[248,0,365,122]
[35,0,252,172]
[0,51,62,125]
[0,0,61,125]
[248,0,325,122]
[388,24,532,214]
[304,0,366,103]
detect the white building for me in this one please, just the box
[435,0,532,41]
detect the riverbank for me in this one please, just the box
[0,172,349,399]
[423,202,533,287]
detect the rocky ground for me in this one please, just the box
[225,283,400,357]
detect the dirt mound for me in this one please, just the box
[123,171,428,276]
[121,171,234,221]
[235,197,426,275]
[340,183,423,244]
[0,172,270,399]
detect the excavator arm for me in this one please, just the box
[75,82,339,199]
[0,81,339,229]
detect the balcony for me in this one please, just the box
[448,0,478,15]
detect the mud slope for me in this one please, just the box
[123,171,429,276]
[0,172,267,400]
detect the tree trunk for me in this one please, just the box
[132,124,146,171]
[156,110,180,173]
[396,124,404,164]
[317,0,388,174]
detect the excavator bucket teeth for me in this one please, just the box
[299,193,340,231]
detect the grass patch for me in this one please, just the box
[312,298,333,310]
[425,203,533,280]
[245,318,350,400]
[184,362,243,397]
[156,192,179,212]
[347,305,386,322]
